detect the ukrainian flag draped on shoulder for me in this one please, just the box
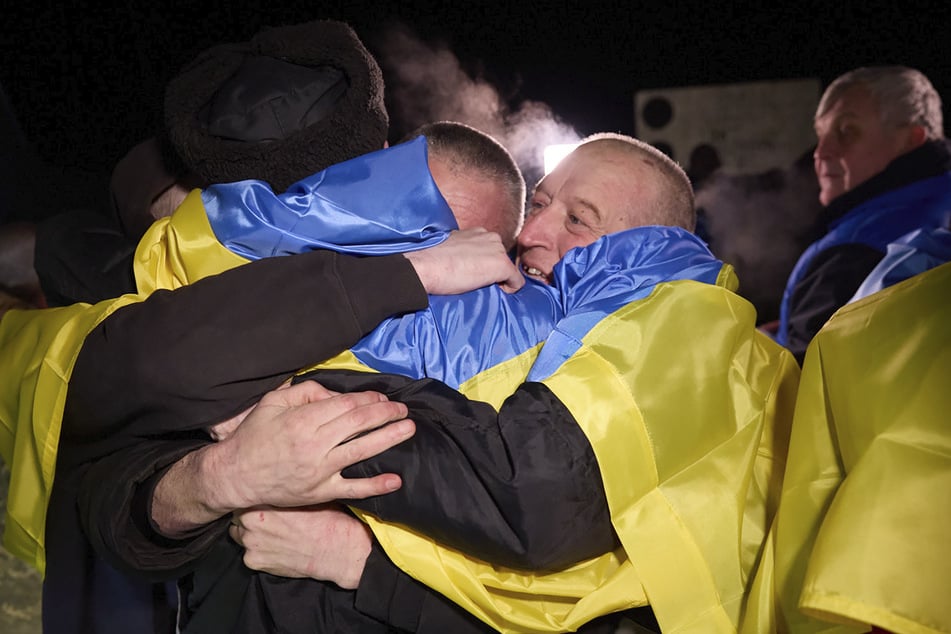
[748,262,951,634]
[134,135,454,294]
[0,296,143,572]
[337,228,725,394]
[0,136,453,572]
[354,227,800,633]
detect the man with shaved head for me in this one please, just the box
[517,133,695,285]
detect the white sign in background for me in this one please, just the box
[635,78,821,174]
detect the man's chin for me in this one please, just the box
[819,185,843,207]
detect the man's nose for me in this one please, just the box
[813,133,837,161]
[517,207,556,249]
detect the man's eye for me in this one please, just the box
[567,213,583,225]
[838,125,858,142]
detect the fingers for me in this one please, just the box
[498,261,526,294]
[264,379,352,408]
[335,472,404,500]
[337,399,411,441]
[407,228,521,296]
[325,413,416,468]
[270,385,400,435]
[285,379,341,397]
[268,389,412,471]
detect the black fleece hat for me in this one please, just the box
[164,19,388,192]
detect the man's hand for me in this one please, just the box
[405,228,525,294]
[152,381,415,537]
[230,504,371,589]
[206,404,255,441]
[206,380,296,441]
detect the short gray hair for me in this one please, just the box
[817,66,944,140]
[403,121,526,241]
[579,132,696,232]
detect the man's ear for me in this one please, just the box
[907,124,928,149]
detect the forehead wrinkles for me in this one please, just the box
[549,152,643,230]
[548,149,633,195]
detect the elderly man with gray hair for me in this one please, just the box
[776,65,951,362]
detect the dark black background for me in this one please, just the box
[4,1,949,179]
[2,1,949,319]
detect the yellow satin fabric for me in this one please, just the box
[0,297,140,572]
[0,189,250,574]
[355,274,800,633]
[750,262,951,634]
[133,189,248,294]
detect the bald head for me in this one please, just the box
[517,133,695,284]
[579,133,695,232]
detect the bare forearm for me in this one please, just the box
[151,443,237,537]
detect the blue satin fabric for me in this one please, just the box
[354,226,726,389]
[778,172,951,345]
[528,227,725,382]
[200,139,726,392]
[202,136,457,259]
[351,279,561,389]
[850,226,951,301]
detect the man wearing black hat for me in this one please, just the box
[34,18,390,308]
[26,19,394,634]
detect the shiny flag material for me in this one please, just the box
[353,254,801,633]
[0,297,142,572]
[748,262,951,634]
[202,135,456,259]
[134,136,454,295]
[849,226,951,302]
[350,227,724,392]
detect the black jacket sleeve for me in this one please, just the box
[70,249,427,576]
[76,436,223,580]
[355,543,496,633]
[784,243,883,363]
[63,249,427,461]
[304,370,619,571]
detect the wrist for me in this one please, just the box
[195,439,247,515]
[151,444,232,537]
[336,521,373,590]
[402,251,433,292]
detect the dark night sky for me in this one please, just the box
[4,2,950,173]
[2,1,949,319]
